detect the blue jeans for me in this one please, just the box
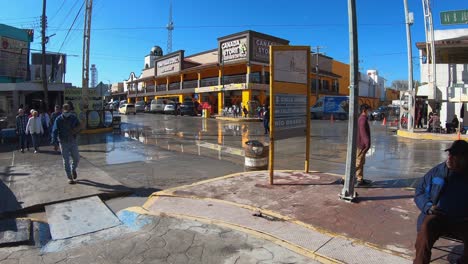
[60,141,80,179]
[18,132,28,150]
[30,133,40,150]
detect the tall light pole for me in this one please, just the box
[340,0,359,202]
[404,0,414,132]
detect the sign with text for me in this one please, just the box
[156,55,181,76]
[269,45,311,181]
[270,46,310,141]
[440,10,468,25]
[221,37,248,63]
[273,94,307,138]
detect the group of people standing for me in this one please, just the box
[15,106,60,153]
[15,103,82,184]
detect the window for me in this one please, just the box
[322,80,329,91]
[332,80,339,93]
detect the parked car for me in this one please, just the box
[150,99,166,113]
[370,105,399,121]
[163,103,176,115]
[119,104,136,115]
[135,101,146,112]
[180,101,196,116]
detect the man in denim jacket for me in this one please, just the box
[414,140,468,264]
[51,104,81,184]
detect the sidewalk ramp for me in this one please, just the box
[45,196,121,240]
[145,196,411,264]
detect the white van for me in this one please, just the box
[150,99,166,113]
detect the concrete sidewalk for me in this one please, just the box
[142,170,463,264]
[0,145,131,215]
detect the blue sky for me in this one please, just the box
[1,0,466,88]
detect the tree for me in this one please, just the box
[391,80,409,90]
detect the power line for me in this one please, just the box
[57,1,85,54]
[48,0,67,23]
[46,22,405,32]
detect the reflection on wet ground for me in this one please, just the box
[80,114,456,188]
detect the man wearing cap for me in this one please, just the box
[414,140,468,264]
[355,104,372,187]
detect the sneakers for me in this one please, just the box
[72,170,77,180]
[68,179,76,184]
[34,150,38,154]
[20,149,24,153]
[355,179,372,187]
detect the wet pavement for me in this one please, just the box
[116,113,453,186]
[0,113,464,263]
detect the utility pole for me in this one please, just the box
[403,0,414,132]
[340,0,359,202]
[82,0,93,125]
[41,0,48,110]
[312,46,326,101]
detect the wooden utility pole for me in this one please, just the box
[41,0,48,110]
[82,0,93,124]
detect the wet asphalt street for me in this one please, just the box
[80,112,453,194]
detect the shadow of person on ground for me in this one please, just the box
[76,179,160,198]
[0,167,23,215]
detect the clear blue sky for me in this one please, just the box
[1,0,466,88]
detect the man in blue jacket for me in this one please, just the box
[51,104,81,184]
[414,140,468,264]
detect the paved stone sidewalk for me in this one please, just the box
[0,215,319,264]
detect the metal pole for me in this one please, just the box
[340,0,359,202]
[41,0,49,110]
[315,47,320,100]
[404,0,414,132]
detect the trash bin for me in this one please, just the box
[244,140,269,171]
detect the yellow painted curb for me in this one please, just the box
[214,117,262,122]
[80,127,113,134]
[146,211,343,264]
[141,170,412,260]
[397,129,467,141]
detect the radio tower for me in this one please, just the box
[91,64,98,88]
[166,0,174,53]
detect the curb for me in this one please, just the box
[214,117,262,122]
[397,129,466,141]
[142,170,412,262]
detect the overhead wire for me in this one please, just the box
[57,0,85,54]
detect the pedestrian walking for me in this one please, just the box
[39,110,50,144]
[49,105,62,152]
[243,106,248,118]
[355,104,372,187]
[51,104,81,184]
[263,106,270,135]
[15,108,29,153]
[413,140,468,264]
[25,110,43,153]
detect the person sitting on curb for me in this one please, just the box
[51,104,81,184]
[413,140,468,264]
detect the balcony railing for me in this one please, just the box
[156,84,166,92]
[200,77,218,87]
[183,80,198,89]
[168,82,180,90]
[223,74,246,84]
[145,85,155,93]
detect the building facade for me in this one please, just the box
[416,29,468,126]
[124,30,389,114]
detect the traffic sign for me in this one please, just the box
[440,10,468,25]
